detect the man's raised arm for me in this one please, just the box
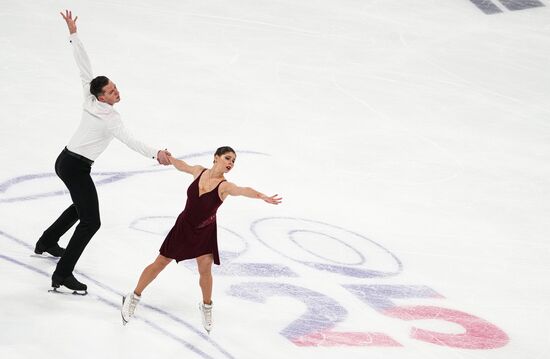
[61,10,93,89]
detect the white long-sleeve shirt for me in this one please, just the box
[65,33,157,161]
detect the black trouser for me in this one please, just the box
[39,148,101,278]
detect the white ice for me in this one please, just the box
[1,1,549,358]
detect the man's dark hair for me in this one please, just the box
[90,76,110,99]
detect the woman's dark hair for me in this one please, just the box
[215,146,236,157]
[90,76,110,99]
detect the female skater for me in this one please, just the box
[121,146,281,332]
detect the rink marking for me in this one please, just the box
[1,148,510,352]
[469,0,545,14]
[0,230,236,359]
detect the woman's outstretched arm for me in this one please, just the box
[222,182,282,204]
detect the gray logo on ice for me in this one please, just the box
[469,0,545,14]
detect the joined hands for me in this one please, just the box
[157,150,172,165]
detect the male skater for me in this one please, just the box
[35,10,171,294]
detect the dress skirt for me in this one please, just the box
[159,211,221,265]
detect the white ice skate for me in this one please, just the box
[121,292,141,325]
[199,301,213,333]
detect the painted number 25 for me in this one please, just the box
[228,282,509,349]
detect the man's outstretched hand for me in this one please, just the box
[157,149,172,165]
[60,10,78,34]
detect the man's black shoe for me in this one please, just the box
[35,241,65,257]
[52,273,87,291]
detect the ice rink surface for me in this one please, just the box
[1,0,549,358]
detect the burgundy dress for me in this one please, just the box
[160,169,225,264]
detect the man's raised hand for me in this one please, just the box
[60,10,78,34]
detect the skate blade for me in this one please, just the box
[48,287,88,296]
[30,254,58,260]
[121,296,129,326]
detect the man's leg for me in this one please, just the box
[36,204,78,250]
[35,151,79,255]
[53,168,100,279]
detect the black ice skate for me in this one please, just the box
[49,273,88,295]
[34,241,65,258]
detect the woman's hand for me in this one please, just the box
[262,194,282,205]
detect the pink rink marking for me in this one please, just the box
[292,331,402,347]
[383,306,509,349]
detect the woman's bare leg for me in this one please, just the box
[196,254,214,304]
[134,254,173,296]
